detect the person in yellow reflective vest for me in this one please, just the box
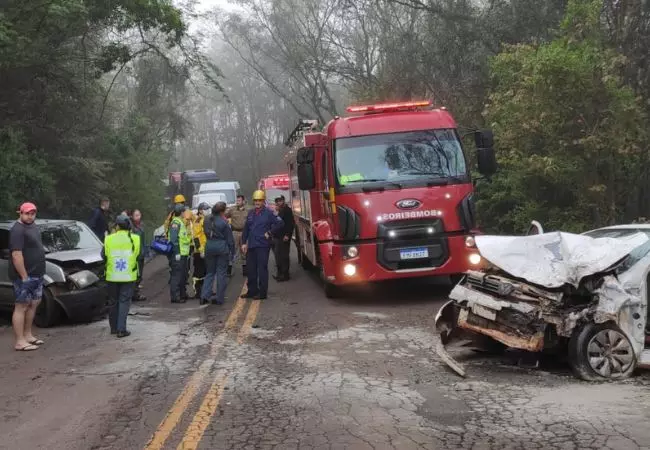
[192,202,210,301]
[163,194,194,235]
[102,214,140,338]
[168,203,191,303]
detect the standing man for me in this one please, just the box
[131,209,146,302]
[226,195,250,277]
[9,202,46,351]
[103,214,140,338]
[168,203,191,303]
[273,195,295,282]
[89,197,110,243]
[241,190,284,300]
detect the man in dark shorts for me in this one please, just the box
[9,202,46,351]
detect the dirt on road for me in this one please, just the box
[1,251,650,450]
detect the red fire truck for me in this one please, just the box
[258,173,290,206]
[285,100,497,297]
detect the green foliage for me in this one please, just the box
[0,128,54,215]
[0,0,213,224]
[478,0,650,233]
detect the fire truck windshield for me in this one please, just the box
[334,129,467,190]
[264,188,288,203]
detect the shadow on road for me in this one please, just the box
[304,270,454,306]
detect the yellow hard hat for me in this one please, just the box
[252,190,266,201]
[174,194,186,204]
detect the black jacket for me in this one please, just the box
[276,205,295,239]
[88,207,109,242]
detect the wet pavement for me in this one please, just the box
[1,251,650,450]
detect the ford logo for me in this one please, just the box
[396,199,421,209]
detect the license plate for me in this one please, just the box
[399,247,429,260]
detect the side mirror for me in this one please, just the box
[475,130,497,176]
[526,220,544,235]
[297,147,316,190]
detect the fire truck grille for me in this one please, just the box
[376,218,449,271]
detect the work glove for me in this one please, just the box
[175,254,181,262]
[200,250,205,259]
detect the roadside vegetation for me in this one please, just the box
[2,0,649,233]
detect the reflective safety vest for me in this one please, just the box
[339,173,364,184]
[170,216,191,256]
[105,230,140,282]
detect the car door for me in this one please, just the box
[0,229,13,310]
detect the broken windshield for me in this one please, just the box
[334,129,467,191]
[584,228,650,271]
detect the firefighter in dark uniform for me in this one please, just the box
[241,190,284,299]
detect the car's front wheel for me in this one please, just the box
[568,322,636,381]
[34,287,63,328]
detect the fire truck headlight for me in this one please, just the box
[465,236,476,248]
[343,264,357,277]
[469,253,482,265]
[346,246,358,258]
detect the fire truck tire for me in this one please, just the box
[320,266,341,299]
[299,251,313,270]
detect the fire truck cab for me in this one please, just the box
[285,100,497,297]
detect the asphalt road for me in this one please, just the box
[1,249,650,450]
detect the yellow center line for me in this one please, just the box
[143,281,248,450]
[174,295,262,448]
[237,299,261,344]
[175,372,228,450]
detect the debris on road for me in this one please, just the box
[436,231,650,381]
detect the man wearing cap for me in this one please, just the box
[102,214,140,338]
[9,202,46,351]
[241,190,284,300]
[225,195,250,277]
[272,195,295,282]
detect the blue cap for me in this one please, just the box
[116,214,131,228]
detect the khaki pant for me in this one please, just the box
[233,231,243,265]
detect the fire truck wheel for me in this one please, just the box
[319,264,340,298]
[299,251,313,270]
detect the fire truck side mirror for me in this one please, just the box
[297,147,316,190]
[475,130,497,176]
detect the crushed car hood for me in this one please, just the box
[475,232,649,288]
[46,248,103,265]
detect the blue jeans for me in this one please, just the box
[202,253,229,303]
[108,282,134,333]
[247,247,270,297]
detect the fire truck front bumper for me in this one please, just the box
[323,235,485,286]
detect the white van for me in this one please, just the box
[197,181,241,206]
[191,192,228,210]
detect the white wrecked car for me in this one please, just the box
[435,224,650,381]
